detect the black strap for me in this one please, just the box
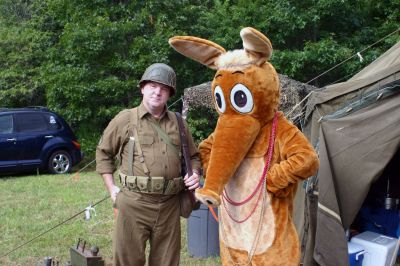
[175,112,193,177]
[175,112,199,208]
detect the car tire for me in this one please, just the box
[48,150,72,174]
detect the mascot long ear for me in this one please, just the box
[169,36,226,70]
[240,27,273,66]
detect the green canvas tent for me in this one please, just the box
[301,41,400,266]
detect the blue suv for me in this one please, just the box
[0,107,83,174]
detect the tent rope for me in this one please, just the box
[0,195,109,259]
[306,28,400,85]
[287,27,400,120]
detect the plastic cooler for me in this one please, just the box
[187,204,220,258]
[348,242,365,266]
[350,231,400,266]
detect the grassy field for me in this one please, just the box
[0,171,220,266]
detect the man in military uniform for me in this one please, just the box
[96,63,201,266]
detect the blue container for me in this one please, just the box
[398,221,400,256]
[357,206,399,237]
[187,204,220,258]
[348,242,365,266]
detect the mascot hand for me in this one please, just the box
[266,179,292,198]
[195,188,221,207]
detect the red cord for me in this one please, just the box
[222,180,264,223]
[221,113,278,223]
[208,113,278,224]
[222,113,278,206]
[209,206,219,222]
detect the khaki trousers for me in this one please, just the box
[113,188,181,266]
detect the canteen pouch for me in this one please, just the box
[179,190,193,218]
[179,190,200,218]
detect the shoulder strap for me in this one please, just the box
[150,121,180,157]
[175,112,197,208]
[175,112,193,177]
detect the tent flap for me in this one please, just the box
[302,41,400,266]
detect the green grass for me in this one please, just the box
[0,172,220,266]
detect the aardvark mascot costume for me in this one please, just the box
[169,27,319,266]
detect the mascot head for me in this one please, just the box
[169,27,280,206]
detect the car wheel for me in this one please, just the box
[48,150,72,174]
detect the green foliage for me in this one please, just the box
[0,0,399,160]
[41,0,214,133]
[193,0,399,86]
[0,1,50,107]
[187,106,218,144]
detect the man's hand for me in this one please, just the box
[184,171,200,191]
[110,185,120,203]
[101,173,120,203]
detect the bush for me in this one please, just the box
[187,106,218,145]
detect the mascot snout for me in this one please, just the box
[195,114,260,206]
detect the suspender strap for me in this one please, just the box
[150,121,181,157]
[127,137,135,176]
[132,126,150,177]
[126,108,139,177]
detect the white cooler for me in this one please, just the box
[350,231,399,266]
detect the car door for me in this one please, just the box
[14,112,53,168]
[0,114,18,171]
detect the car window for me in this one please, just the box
[0,114,13,134]
[15,113,48,132]
[44,114,62,130]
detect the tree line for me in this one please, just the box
[1,0,399,161]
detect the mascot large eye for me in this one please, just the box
[214,86,226,113]
[230,84,254,113]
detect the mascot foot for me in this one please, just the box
[195,188,221,207]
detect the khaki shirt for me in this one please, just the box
[96,103,200,179]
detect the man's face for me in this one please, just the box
[141,81,171,111]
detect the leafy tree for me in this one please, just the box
[0,0,51,107]
[189,0,399,86]
[0,0,399,162]
[187,106,218,145]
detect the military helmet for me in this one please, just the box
[139,63,176,95]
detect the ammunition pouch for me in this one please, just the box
[119,172,183,195]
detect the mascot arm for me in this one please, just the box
[199,133,215,177]
[267,124,319,195]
